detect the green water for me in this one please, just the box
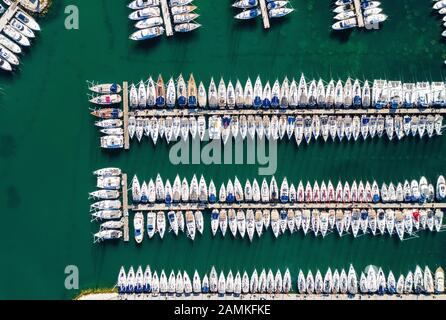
[1,0,446,299]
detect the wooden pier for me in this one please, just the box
[0,1,19,33]
[122,174,129,242]
[127,107,446,118]
[353,0,365,28]
[259,0,270,29]
[122,82,129,150]
[131,202,446,212]
[160,0,173,37]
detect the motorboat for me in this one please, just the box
[167,211,179,236]
[3,25,30,46]
[332,18,357,30]
[130,26,164,40]
[90,94,122,105]
[211,209,219,236]
[157,211,166,239]
[146,211,156,238]
[185,211,196,240]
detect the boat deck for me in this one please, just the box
[0,1,19,33]
[353,0,365,28]
[160,0,173,37]
[259,0,270,29]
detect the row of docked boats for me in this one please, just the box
[91,111,124,149]
[90,108,124,148]
[233,0,294,21]
[132,210,204,241]
[117,264,445,295]
[208,207,444,241]
[0,4,40,71]
[128,113,444,145]
[332,0,387,30]
[167,0,200,33]
[131,174,446,205]
[89,168,124,242]
[296,265,445,295]
[128,0,200,41]
[88,84,126,149]
[117,265,292,295]
[94,207,444,242]
[125,74,446,109]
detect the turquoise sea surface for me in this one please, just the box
[0,0,446,299]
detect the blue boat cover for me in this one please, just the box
[178,96,187,107]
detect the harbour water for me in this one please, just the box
[1,0,446,299]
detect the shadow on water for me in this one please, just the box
[132,37,163,52]
[233,19,259,32]
[430,10,441,20]
[103,149,124,161]
[266,16,293,30]
[5,185,20,209]
[0,71,15,83]
[329,29,353,43]
[0,134,16,158]
[174,30,201,43]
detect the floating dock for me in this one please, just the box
[131,202,446,212]
[0,1,19,33]
[259,0,270,29]
[160,0,173,37]
[128,108,446,118]
[122,174,129,242]
[353,0,365,28]
[122,82,130,150]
